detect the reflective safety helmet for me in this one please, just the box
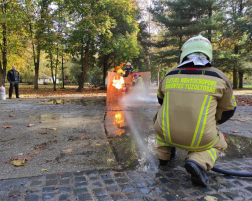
[133,73,139,78]
[179,34,213,64]
[126,62,131,66]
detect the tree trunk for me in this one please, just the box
[208,3,212,43]
[156,64,160,86]
[233,67,237,89]
[50,54,55,91]
[0,22,7,86]
[238,70,243,89]
[77,34,91,92]
[233,45,238,89]
[237,2,243,89]
[77,45,84,91]
[0,3,7,86]
[103,55,108,87]
[62,53,64,89]
[53,50,59,91]
[34,44,41,89]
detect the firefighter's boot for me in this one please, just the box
[185,159,209,186]
[159,147,177,166]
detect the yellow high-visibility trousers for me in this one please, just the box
[157,131,227,170]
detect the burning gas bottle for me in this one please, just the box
[122,85,127,95]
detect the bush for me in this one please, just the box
[99,86,107,90]
[69,76,78,85]
[58,81,64,88]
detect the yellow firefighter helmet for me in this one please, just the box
[179,34,213,64]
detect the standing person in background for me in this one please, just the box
[154,34,236,186]
[7,65,20,99]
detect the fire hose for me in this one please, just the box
[211,166,252,177]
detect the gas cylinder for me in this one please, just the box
[0,85,6,100]
[122,85,127,95]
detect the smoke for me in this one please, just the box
[120,86,157,105]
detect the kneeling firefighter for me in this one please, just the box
[153,34,237,186]
[132,73,144,89]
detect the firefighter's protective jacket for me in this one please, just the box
[154,66,236,151]
[133,76,144,88]
[123,67,134,77]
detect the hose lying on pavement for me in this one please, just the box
[211,167,252,177]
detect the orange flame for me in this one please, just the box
[112,62,126,73]
[113,111,125,136]
[112,62,127,90]
[112,74,125,89]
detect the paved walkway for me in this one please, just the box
[0,157,252,201]
[0,98,251,201]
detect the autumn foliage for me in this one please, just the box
[15,85,106,98]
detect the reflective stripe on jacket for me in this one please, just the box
[154,66,236,151]
[133,77,144,88]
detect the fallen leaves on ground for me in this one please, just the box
[41,169,49,171]
[12,156,31,161]
[27,124,35,127]
[9,114,16,117]
[28,151,40,156]
[51,128,57,130]
[229,118,251,122]
[3,156,32,164]
[52,117,59,120]
[239,119,251,122]
[107,159,114,162]
[36,147,44,151]
[18,85,106,98]
[80,136,88,139]
[41,132,47,135]
[231,130,239,133]
[13,159,26,166]
[235,96,252,106]
[2,159,13,164]
[204,196,218,201]
[63,149,73,153]
[2,125,13,128]
[44,159,53,163]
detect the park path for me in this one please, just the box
[0,91,251,200]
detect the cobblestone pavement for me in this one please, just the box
[0,99,252,201]
[0,157,252,201]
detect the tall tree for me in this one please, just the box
[97,0,140,87]
[0,0,27,85]
[149,0,220,74]
[218,0,252,88]
[66,0,110,91]
[66,0,140,91]
[24,0,51,89]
